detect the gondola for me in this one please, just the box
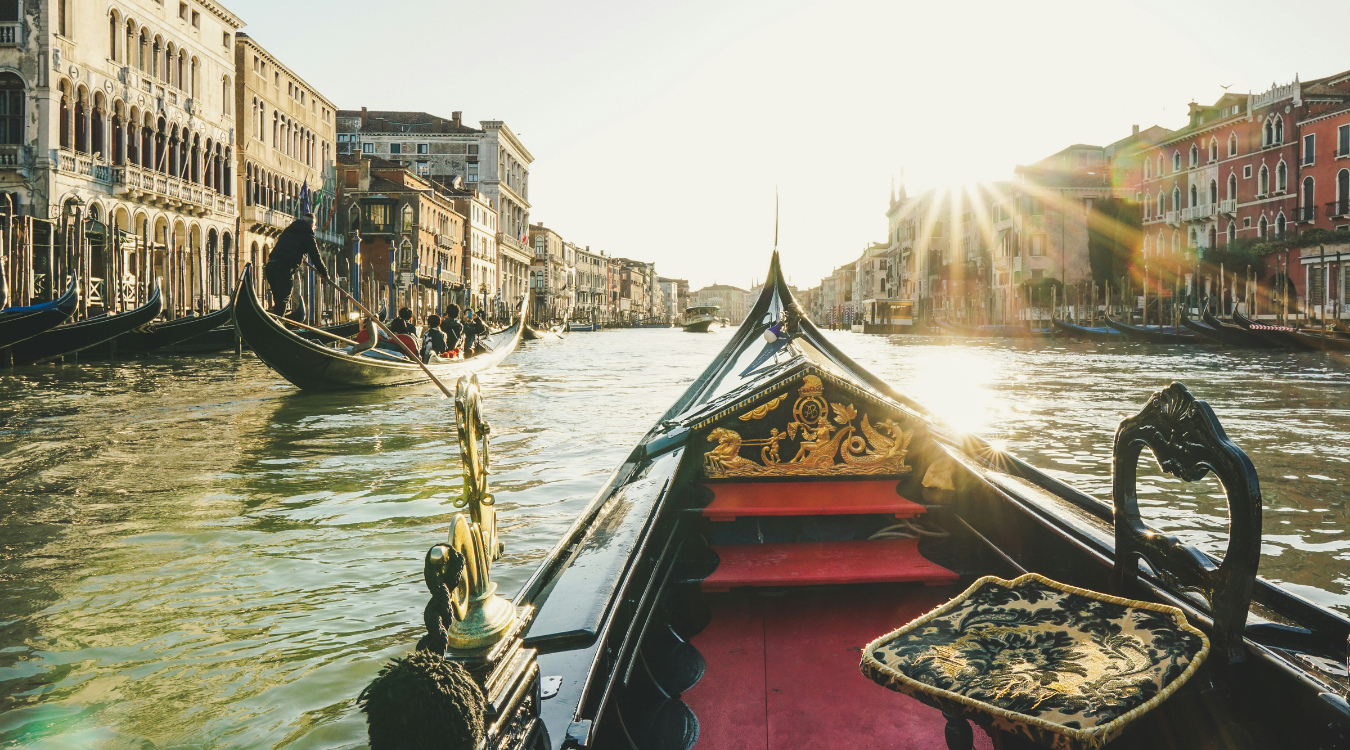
[1051,317,1121,341]
[1201,309,1283,349]
[7,286,164,365]
[367,251,1350,750]
[1180,313,1251,348]
[1231,310,1347,353]
[0,276,78,350]
[87,300,235,357]
[1103,316,1198,344]
[234,264,526,390]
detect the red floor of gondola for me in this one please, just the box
[683,584,994,750]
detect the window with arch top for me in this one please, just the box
[1277,161,1287,192]
[1228,174,1237,200]
[0,73,23,145]
[1259,165,1270,195]
[1228,133,1238,157]
[1189,144,1198,167]
[1173,152,1181,173]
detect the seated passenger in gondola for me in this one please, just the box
[388,307,416,336]
[346,317,417,361]
[440,305,463,358]
[421,315,451,363]
[462,310,488,357]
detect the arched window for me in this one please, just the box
[1143,160,1151,180]
[1277,161,1287,192]
[0,73,24,145]
[1338,169,1350,217]
[1264,119,1274,146]
[1189,184,1198,206]
[222,77,231,115]
[1209,179,1217,204]
[1275,117,1284,143]
[401,204,414,232]
[1171,187,1180,211]
[1156,154,1164,176]
[1189,144,1198,167]
[109,13,119,61]
[1259,165,1270,195]
[1173,151,1181,173]
[1144,192,1152,218]
[1227,222,1236,243]
[138,30,148,72]
[1228,133,1238,156]
[151,36,161,80]
[1259,215,1268,238]
[1302,176,1315,221]
[1276,212,1286,238]
[1228,174,1237,201]
[1157,193,1165,216]
[1209,139,1217,162]
[190,57,198,98]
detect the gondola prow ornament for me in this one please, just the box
[359,374,542,750]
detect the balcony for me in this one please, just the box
[1296,205,1317,223]
[1219,198,1238,215]
[56,149,112,183]
[1326,200,1350,220]
[1165,210,1180,226]
[0,143,29,167]
[112,163,234,217]
[1180,204,1215,222]
[0,23,21,47]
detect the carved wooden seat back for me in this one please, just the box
[1110,382,1262,665]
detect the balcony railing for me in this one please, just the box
[56,149,113,183]
[0,143,28,167]
[1296,205,1317,223]
[112,163,234,216]
[1181,204,1216,222]
[1165,210,1179,226]
[0,23,21,47]
[1326,200,1350,219]
[1219,198,1238,215]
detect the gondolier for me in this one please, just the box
[264,213,330,316]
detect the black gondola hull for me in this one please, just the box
[1104,316,1199,343]
[234,265,526,390]
[1051,318,1121,341]
[0,277,79,350]
[8,288,164,364]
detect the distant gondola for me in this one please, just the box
[1231,309,1342,352]
[233,264,526,390]
[87,300,235,357]
[1104,316,1198,343]
[7,286,164,365]
[1181,313,1250,347]
[384,251,1350,750]
[0,276,78,350]
[1201,308,1283,349]
[1051,317,1121,341]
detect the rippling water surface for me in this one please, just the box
[3,328,1350,748]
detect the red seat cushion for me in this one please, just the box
[702,480,925,521]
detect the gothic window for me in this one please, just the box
[1275,117,1284,143]
[1302,176,1315,221]
[1189,184,1198,206]
[1172,151,1181,173]
[400,203,413,232]
[1259,215,1268,237]
[1228,174,1237,201]
[1259,165,1269,195]
[1171,187,1180,211]
[1189,144,1198,167]
[109,13,118,60]
[1209,180,1217,204]
[1209,139,1217,162]
[1277,161,1287,192]
[1276,212,1286,237]
[1264,119,1274,146]
[0,73,22,145]
[1227,222,1236,243]
[1228,133,1237,156]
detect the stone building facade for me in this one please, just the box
[528,221,572,321]
[0,0,242,318]
[334,108,532,315]
[574,244,609,322]
[234,32,339,320]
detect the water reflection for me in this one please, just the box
[3,327,1350,747]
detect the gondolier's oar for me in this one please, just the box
[309,263,453,398]
[267,312,360,346]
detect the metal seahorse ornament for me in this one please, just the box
[422,374,517,652]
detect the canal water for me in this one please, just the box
[3,328,1350,748]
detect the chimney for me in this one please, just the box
[361,106,368,126]
[1132,124,1140,136]
[452,111,462,128]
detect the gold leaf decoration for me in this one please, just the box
[704,376,913,478]
[738,393,787,421]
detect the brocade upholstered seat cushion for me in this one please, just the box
[860,573,1209,750]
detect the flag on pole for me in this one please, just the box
[299,180,312,216]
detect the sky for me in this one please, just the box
[227,0,1350,290]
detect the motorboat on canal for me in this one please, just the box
[380,251,1350,750]
[1103,316,1199,344]
[234,264,526,390]
[0,275,78,351]
[681,305,720,332]
[6,285,164,365]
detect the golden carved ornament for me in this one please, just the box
[738,393,787,421]
[704,374,914,478]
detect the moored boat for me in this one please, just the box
[1202,309,1283,349]
[1232,310,1348,352]
[365,252,1350,750]
[1051,317,1121,341]
[88,300,235,357]
[1104,316,1199,343]
[681,305,719,332]
[7,286,164,365]
[234,264,526,390]
[0,276,79,351]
